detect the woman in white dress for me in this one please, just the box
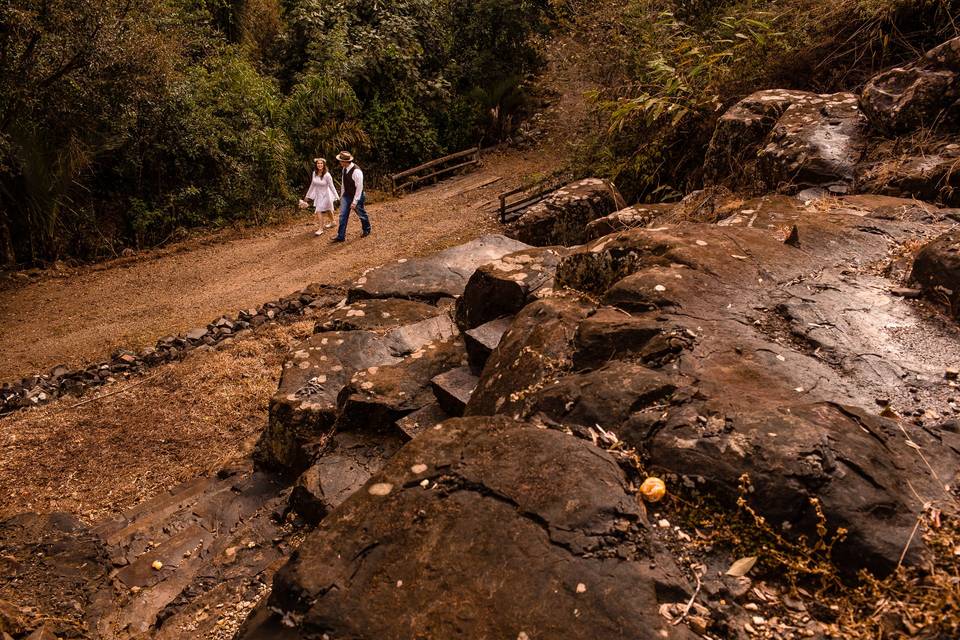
[304,158,337,236]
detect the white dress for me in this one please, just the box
[305,172,337,212]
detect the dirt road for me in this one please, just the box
[0,149,555,381]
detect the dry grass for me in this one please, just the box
[0,321,313,524]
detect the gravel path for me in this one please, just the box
[0,149,554,381]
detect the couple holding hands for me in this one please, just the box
[302,151,371,243]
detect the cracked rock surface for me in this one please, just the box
[238,417,697,640]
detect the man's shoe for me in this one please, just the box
[361,230,371,238]
[331,237,345,243]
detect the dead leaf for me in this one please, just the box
[726,556,757,577]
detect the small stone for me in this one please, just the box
[151,560,163,570]
[576,583,587,593]
[946,369,959,380]
[368,483,394,496]
[411,463,428,474]
[658,519,670,528]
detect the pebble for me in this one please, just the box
[658,519,671,528]
[368,483,394,496]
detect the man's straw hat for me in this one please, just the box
[336,151,354,163]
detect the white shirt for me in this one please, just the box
[341,163,364,203]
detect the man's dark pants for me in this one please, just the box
[336,193,371,240]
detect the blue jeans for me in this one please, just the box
[337,193,371,240]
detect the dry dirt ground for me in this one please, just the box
[0,149,555,382]
[0,321,312,523]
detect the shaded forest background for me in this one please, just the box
[0,0,564,265]
[3,0,959,266]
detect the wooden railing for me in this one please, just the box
[498,177,566,224]
[389,147,481,194]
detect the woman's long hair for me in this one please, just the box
[313,158,328,177]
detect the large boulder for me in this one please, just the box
[860,36,960,133]
[704,90,867,193]
[238,417,697,640]
[507,178,625,246]
[455,246,565,330]
[911,230,960,317]
[335,336,468,433]
[257,331,401,475]
[348,235,529,302]
[466,295,594,417]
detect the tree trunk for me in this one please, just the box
[0,211,15,267]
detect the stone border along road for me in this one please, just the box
[0,283,344,415]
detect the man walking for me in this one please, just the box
[332,151,371,242]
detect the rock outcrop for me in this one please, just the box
[705,37,960,207]
[507,178,625,246]
[704,89,867,193]
[912,230,960,317]
[860,36,960,132]
[455,246,565,330]
[348,235,529,302]
[238,417,697,640]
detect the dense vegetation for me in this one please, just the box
[588,0,960,202]
[0,0,558,265]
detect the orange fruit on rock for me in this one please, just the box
[639,477,666,503]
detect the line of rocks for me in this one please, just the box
[0,284,343,415]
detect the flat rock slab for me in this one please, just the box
[316,298,443,333]
[430,366,479,416]
[238,417,696,640]
[464,316,514,372]
[0,513,109,637]
[508,178,625,246]
[456,246,565,330]
[381,314,458,356]
[347,235,530,302]
[394,403,450,439]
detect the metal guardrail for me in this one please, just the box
[389,147,481,194]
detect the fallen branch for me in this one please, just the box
[671,569,703,626]
[68,374,160,409]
